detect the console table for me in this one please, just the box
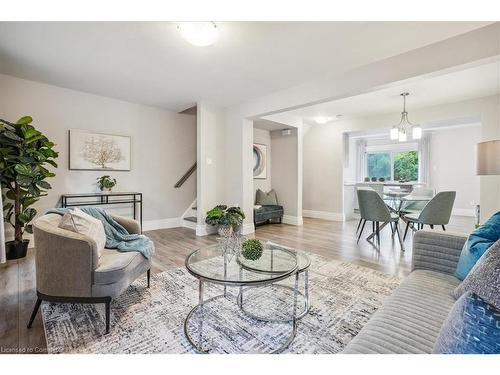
[60,192,143,229]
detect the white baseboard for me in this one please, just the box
[143,217,181,231]
[195,224,217,236]
[282,215,304,226]
[452,208,475,217]
[302,210,345,221]
[182,219,197,230]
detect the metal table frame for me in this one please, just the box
[184,247,303,354]
[61,192,143,229]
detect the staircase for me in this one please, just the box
[182,200,198,230]
[174,163,198,230]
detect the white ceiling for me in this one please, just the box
[288,61,500,124]
[0,22,491,112]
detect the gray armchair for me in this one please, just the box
[27,213,151,334]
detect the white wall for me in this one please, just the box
[196,101,226,235]
[429,125,481,214]
[253,128,272,196]
[0,74,197,233]
[303,95,499,222]
[271,128,303,224]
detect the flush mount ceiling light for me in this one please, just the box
[177,22,218,47]
[389,92,422,142]
[314,116,332,125]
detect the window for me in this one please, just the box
[394,151,418,181]
[366,150,418,181]
[367,153,391,180]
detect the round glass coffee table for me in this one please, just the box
[237,242,311,321]
[184,241,304,353]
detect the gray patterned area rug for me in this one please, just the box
[41,253,401,354]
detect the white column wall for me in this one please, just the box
[196,102,226,235]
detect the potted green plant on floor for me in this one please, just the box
[0,116,58,259]
[205,205,245,237]
[97,175,116,193]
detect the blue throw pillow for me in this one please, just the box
[433,292,500,354]
[455,211,500,280]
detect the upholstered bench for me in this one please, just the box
[254,205,284,225]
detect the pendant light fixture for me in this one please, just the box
[390,92,422,142]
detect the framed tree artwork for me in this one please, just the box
[69,129,131,171]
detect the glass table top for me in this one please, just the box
[185,240,306,286]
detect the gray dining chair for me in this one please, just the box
[357,188,404,249]
[403,191,456,240]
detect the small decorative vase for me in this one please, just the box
[100,187,112,193]
[218,225,233,237]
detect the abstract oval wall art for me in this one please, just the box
[69,129,131,171]
[253,143,267,179]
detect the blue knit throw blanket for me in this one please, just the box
[47,207,154,259]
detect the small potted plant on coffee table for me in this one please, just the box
[241,239,263,261]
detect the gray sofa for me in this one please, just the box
[27,213,151,334]
[344,230,467,353]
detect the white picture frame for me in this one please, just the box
[69,129,131,171]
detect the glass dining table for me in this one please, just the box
[384,192,433,216]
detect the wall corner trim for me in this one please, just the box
[242,222,255,235]
[282,215,304,226]
[302,210,345,222]
[195,223,217,236]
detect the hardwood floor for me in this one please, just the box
[0,215,474,354]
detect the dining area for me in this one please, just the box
[355,185,456,250]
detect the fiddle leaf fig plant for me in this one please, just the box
[0,116,58,242]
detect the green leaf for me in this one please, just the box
[16,116,33,125]
[25,224,33,234]
[37,180,51,190]
[40,148,58,158]
[23,127,40,139]
[28,185,40,196]
[5,190,16,200]
[25,135,45,144]
[21,197,38,208]
[2,201,12,211]
[3,131,23,142]
[14,164,32,176]
[17,208,36,225]
[45,159,58,168]
[16,174,33,187]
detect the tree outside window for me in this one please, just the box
[394,151,418,181]
[367,153,391,180]
[366,150,418,181]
